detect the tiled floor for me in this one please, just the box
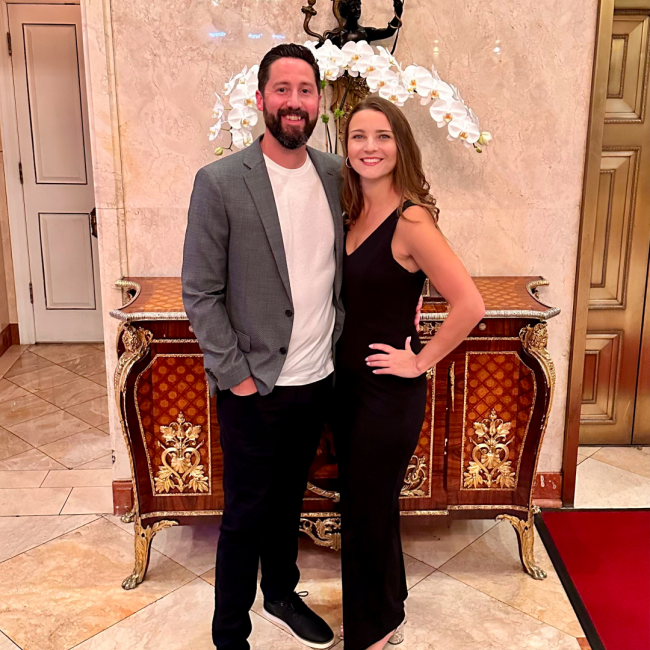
[0,344,648,650]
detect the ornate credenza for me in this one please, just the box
[112,276,559,590]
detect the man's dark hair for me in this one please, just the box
[258,43,321,96]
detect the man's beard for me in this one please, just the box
[263,106,318,150]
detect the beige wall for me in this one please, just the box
[81,0,598,480]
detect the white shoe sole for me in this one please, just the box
[260,608,335,650]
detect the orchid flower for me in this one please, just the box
[379,81,410,107]
[228,105,258,131]
[341,40,374,76]
[429,99,468,129]
[366,67,399,93]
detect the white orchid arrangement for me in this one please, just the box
[210,39,492,156]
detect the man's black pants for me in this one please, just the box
[212,375,332,650]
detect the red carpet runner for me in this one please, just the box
[536,509,650,650]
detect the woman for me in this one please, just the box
[334,96,485,650]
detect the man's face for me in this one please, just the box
[256,58,320,150]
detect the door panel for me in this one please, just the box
[9,4,102,342]
[23,23,87,185]
[580,7,650,445]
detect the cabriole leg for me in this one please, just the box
[122,518,178,590]
[497,507,547,580]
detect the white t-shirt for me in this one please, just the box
[264,154,336,386]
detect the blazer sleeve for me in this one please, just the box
[182,166,252,391]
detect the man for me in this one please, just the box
[182,44,343,650]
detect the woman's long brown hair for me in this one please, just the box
[341,96,440,229]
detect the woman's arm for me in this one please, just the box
[366,205,485,377]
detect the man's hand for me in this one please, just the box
[230,376,258,396]
[414,295,423,331]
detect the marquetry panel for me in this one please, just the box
[591,149,639,308]
[606,15,649,122]
[135,354,212,496]
[580,332,623,423]
[460,352,536,491]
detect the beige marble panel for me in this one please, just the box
[29,343,99,364]
[574,458,650,508]
[0,469,47,488]
[91,343,105,352]
[0,518,195,650]
[0,426,32,461]
[65,396,110,427]
[39,430,112,469]
[76,454,113,470]
[97,422,111,433]
[8,365,80,392]
[60,351,107,378]
[401,515,499,568]
[590,446,650,478]
[35,377,107,409]
[4,351,53,378]
[401,572,581,649]
[0,487,71,516]
[0,448,67,471]
[61,486,114,515]
[0,513,98,563]
[0,379,30,404]
[42,469,113,488]
[148,522,220,576]
[7,410,94,447]
[74,578,306,650]
[440,521,583,637]
[0,346,28,379]
[0,394,59,428]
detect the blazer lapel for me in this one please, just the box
[243,139,292,301]
[308,148,344,302]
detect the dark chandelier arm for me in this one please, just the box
[302,0,325,43]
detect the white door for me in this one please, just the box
[8,4,102,342]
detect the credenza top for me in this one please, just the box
[109,276,560,323]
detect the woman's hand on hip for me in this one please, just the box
[366,337,422,378]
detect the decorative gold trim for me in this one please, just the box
[448,504,530,512]
[152,339,199,344]
[497,506,547,580]
[465,337,522,341]
[142,510,223,518]
[463,409,517,489]
[460,351,537,491]
[299,515,341,551]
[154,412,209,494]
[400,455,428,497]
[122,518,179,590]
[519,322,556,506]
[400,510,449,516]
[115,279,141,308]
[306,482,340,502]
[110,309,188,322]
[419,321,441,337]
[134,354,212,497]
[419,306,561,322]
[121,507,136,524]
[114,325,154,520]
[525,277,554,308]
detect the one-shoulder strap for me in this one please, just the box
[402,199,416,212]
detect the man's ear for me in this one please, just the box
[255,89,264,113]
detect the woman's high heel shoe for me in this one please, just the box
[387,618,407,645]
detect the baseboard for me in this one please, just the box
[0,323,18,357]
[112,480,133,516]
[533,472,562,506]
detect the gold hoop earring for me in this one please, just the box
[345,157,352,169]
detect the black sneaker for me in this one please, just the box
[262,591,334,649]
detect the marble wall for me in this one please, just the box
[0,124,17,334]
[81,0,598,480]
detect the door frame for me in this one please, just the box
[562,0,650,505]
[0,0,82,345]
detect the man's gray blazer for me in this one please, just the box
[182,137,345,396]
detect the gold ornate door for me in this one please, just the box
[580,3,650,445]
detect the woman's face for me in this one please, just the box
[347,109,397,181]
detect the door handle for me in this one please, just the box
[89,208,97,238]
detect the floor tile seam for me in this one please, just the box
[29,348,99,364]
[587,455,650,479]
[0,400,64,429]
[0,441,37,464]
[0,628,21,649]
[31,384,108,410]
[0,347,29,380]
[57,487,74,515]
[11,373,86,396]
[434,566,582,638]
[29,425,109,452]
[0,391,32,407]
[39,470,52,487]
[65,576,203,650]
[61,406,110,429]
[0,515,101,566]
[583,456,650,481]
[402,551,437,572]
[251,608,299,643]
